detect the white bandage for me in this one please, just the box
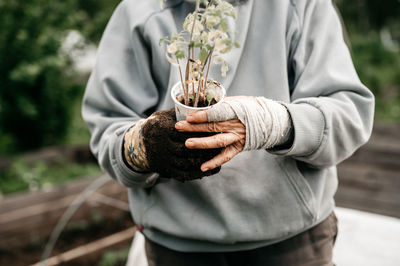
[206,97,292,150]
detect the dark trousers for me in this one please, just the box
[145,212,338,266]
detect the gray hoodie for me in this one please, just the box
[82,0,374,252]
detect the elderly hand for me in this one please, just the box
[175,96,293,171]
[175,115,246,172]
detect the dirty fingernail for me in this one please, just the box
[175,122,183,129]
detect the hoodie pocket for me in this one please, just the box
[275,156,317,221]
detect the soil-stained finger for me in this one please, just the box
[175,120,245,133]
[185,132,240,149]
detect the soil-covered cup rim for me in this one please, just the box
[171,81,226,121]
[170,81,226,111]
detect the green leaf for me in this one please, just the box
[205,89,215,103]
[171,33,177,40]
[158,36,169,46]
[195,43,204,48]
[223,39,232,45]
[206,94,214,104]
[199,48,208,64]
[206,44,213,51]
[219,18,228,32]
[230,10,237,19]
[234,42,241,48]
[189,41,195,48]
[175,50,185,59]
[220,46,232,54]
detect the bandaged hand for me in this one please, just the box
[175,96,293,171]
[123,108,222,182]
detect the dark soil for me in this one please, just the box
[142,109,222,181]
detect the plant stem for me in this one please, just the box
[176,58,186,103]
[184,2,200,106]
[184,64,190,105]
[203,47,214,92]
[194,75,203,107]
[191,43,195,105]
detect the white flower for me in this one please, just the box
[205,15,220,29]
[215,38,227,52]
[167,43,178,54]
[208,29,229,52]
[192,22,204,37]
[183,14,204,36]
[208,29,227,42]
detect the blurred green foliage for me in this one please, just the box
[0,159,100,195]
[336,0,400,32]
[0,0,121,155]
[97,247,130,266]
[350,33,400,121]
[336,0,400,121]
[0,1,81,154]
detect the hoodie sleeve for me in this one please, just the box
[271,0,375,168]
[82,1,160,187]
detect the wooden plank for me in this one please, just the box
[335,186,400,218]
[0,176,97,213]
[0,179,125,223]
[345,146,400,170]
[372,122,400,141]
[0,195,129,246]
[337,163,400,193]
[336,162,400,218]
[333,122,400,218]
[0,178,129,246]
[30,227,136,266]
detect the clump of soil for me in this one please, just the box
[142,108,222,182]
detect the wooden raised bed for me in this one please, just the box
[335,122,400,218]
[31,228,136,266]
